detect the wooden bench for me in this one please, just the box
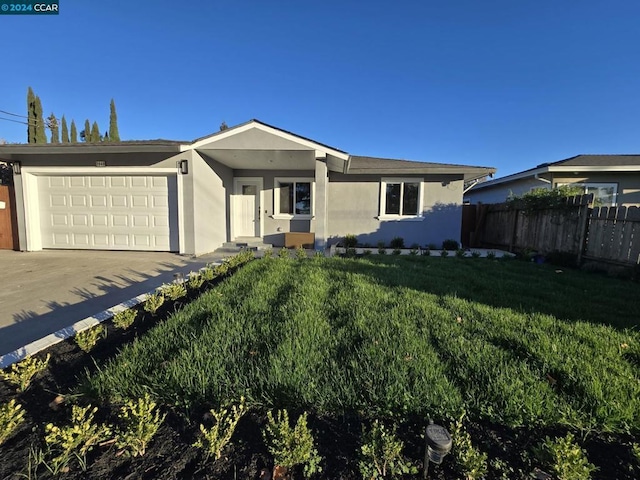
[284,232,315,249]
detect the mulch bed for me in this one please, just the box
[1,268,638,480]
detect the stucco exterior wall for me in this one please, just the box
[190,151,233,255]
[327,173,464,246]
[232,169,315,246]
[552,173,640,207]
[465,177,550,204]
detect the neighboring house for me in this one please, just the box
[465,154,640,207]
[0,120,494,255]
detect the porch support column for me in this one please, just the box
[314,152,328,250]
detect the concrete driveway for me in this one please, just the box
[0,250,224,357]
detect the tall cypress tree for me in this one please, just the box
[70,120,78,143]
[27,87,36,143]
[34,96,46,143]
[90,121,100,142]
[47,113,59,143]
[109,99,120,141]
[82,119,91,142]
[61,115,69,143]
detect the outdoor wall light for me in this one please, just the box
[423,421,452,479]
[12,161,21,175]
[177,159,188,175]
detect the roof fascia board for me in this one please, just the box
[548,165,640,172]
[0,144,182,155]
[185,121,350,160]
[471,166,548,189]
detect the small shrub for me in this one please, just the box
[116,393,166,457]
[343,234,358,248]
[44,404,111,473]
[296,246,307,259]
[442,239,459,251]
[214,263,229,276]
[378,248,387,255]
[392,248,402,255]
[0,399,25,445]
[534,432,597,480]
[451,412,488,480]
[421,248,431,256]
[486,251,496,260]
[278,248,290,259]
[455,249,466,258]
[161,282,187,301]
[409,244,419,255]
[144,292,165,315]
[75,325,105,353]
[359,419,418,479]
[0,353,50,392]
[632,443,640,467]
[263,248,274,259]
[471,251,481,258]
[112,309,136,330]
[262,410,322,478]
[200,266,215,281]
[188,272,205,290]
[313,250,324,258]
[440,250,449,257]
[363,249,372,256]
[390,237,404,249]
[193,397,248,460]
[345,247,357,258]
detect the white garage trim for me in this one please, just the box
[21,167,181,252]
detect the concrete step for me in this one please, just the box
[220,242,272,252]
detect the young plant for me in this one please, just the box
[471,251,481,258]
[262,410,322,478]
[296,246,308,259]
[193,396,248,460]
[188,272,205,290]
[455,249,466,258]
[278,248,290,259]
[112,308,136,330]
[75,325,105,353]
[44,404,111,473]
[359,419,418,479]
[390,237,404,249]
[1,353,50,392]
[343,234,358,248]
[442,239,459,251]
[200,266,215,281]
[451,412,488,480]
[263,248,274,259]
[116,393,166,457]
[0,399,26,445]
[421,248,431,256]
[363,249,373,256]
[486,251,496,260]
[440,250,449,257]
[534,432,597,480]
[409,244,420,255]
[161,282,187,301]
[144,292,165,315]
[392,248,402,255]
[215,262,230,275]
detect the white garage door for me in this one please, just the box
[38,174,178,251]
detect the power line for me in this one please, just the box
[0,116,30,125]
[0,109,29,119]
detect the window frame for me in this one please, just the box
[378,177,424,220]
[273,177,315,220]
[555,182,618,207]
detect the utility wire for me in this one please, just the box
[0,109,29,119]
[0,116,31,125]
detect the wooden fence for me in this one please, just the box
[465,195,640,266]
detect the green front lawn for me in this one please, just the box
[87,255,640,434]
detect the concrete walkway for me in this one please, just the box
[0,250,227,357]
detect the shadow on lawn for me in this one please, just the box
[321,255,640,331]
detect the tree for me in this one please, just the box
[81,119,91,142]
[27,87,36,143]
[90,121,100,142]
[219,121,229,131]
[34,96,46,143]
[47,113,59,143]
[70,120,78,143]
[61,115,69,143]
[109,99,120,141]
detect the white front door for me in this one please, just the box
[234,179,261,238]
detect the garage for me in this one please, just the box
[37,174,179,251]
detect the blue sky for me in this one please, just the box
[1,1,639,177]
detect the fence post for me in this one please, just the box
[508,208,519,252]
[575,194,593,265]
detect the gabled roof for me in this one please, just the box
[470,154,640,191]
[348,156,496,181]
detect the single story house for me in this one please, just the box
[0,120,494,255]
[465,154,640,207]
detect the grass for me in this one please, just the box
[86,256,640,433]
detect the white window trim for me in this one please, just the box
[378,177,424,220]
[273,177,315,220]
[555,182,618,206]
